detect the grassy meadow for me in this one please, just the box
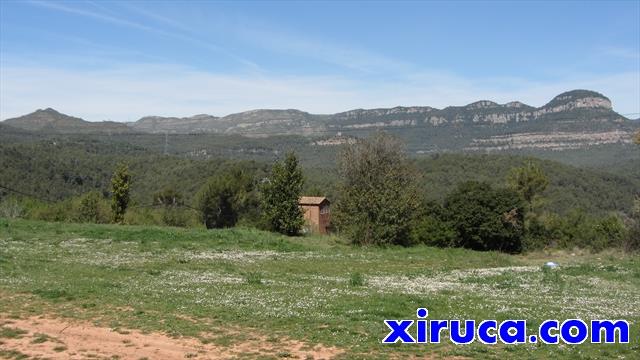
[0,218,639,359]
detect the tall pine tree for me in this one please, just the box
[260,152,304,236]
[110,163,131,223]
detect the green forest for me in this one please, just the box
[1,130,639,254]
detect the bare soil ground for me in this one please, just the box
[0,315,344,359]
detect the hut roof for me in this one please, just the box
[299,196,329,206]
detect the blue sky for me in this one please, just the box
[1,0,639,121]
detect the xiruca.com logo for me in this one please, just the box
[382,309,630,345]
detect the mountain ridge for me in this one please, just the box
[2,90,636,139]
[126,89,629,135]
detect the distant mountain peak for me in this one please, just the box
[2,108,130,133]
[544,89,612,110]
[465,100,499,109]
[504,101,530,108]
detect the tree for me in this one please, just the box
[110,163,131,223]
[196,168,253,229]
[260,152,305,236]
[626,197,640,251]
[634,130,640,145]
[444,181,526,253]
[333,132,421,246]
[507,161,549,211]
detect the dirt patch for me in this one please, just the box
[0,315,343,359]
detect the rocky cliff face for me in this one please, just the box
[130,109,327,136]
[133,114,220,133]
[125,89,627,135]
[3,91,636,153]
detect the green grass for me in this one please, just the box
[31,333,51,344]
[349,272,365,287]
[1,218,639,359]
[0,350,30,360]
[0,326,27,339]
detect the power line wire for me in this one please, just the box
[0,183,56,203]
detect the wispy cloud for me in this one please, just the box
[89,2,413,74]
[597,46,640,60]
[26,0,260,70]
[236,25,414,74]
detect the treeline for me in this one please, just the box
[1,138,637,217]
[331,133,638,252]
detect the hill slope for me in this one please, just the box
[3,108,131,134]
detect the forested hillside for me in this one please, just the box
[1,134,637,217]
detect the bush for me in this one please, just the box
[27,200,74,222]
[123,207,162,226]
[625,222,640,252]
[522,213,553,251]
[624,198,640,252]
[411,214,456,247]
[590,214,627,251]
[160,207,193,227]
[444,181,526,253]
[525,210,629,252]
[74,191,110,224]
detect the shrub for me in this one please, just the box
[444,181,526,253]
[75,191,110,224]
[624,198,640,252]
[625,221,640,252]
[522,213,553,251]
[27,200,74,222]
[526,210,629,252]
[590,214,627,251]
[411,214,456,247]
[161,207,192,227]
[123,207,161,226]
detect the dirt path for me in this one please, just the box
[0,315,343,359]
